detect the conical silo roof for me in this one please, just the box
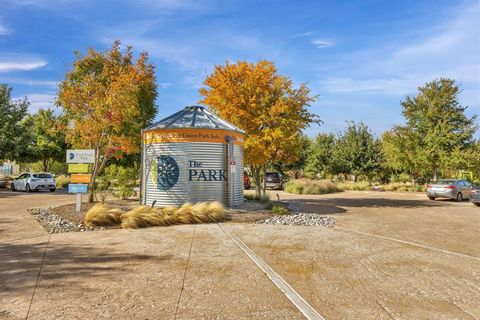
[144,105,244,134]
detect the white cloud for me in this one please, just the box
[311,39,335,48]
[292,31,314,38]
[157,82,172,89]
[1,79,58,88]
[0,59,47,72]
[319,1,480,99]
[0,22,9,35]
[13,93,57,113]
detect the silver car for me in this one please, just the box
[426,179,471,201]
[11,173,56,192]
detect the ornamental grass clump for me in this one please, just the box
[120,206,168,229]
[83,201,226,229]
[84,203,123,227]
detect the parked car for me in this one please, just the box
[470,184,480,207]
[11,173,56,192]
[265,172,283,190]
[243,171,251,189]
[426,179,471,201]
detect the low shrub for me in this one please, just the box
[284,179,341,195]
[381,182,424,192]
[55,175,70,188]
[272,205,289,215]
[244,193,271,202]
[337,181,371,191]
[103,165,139,199]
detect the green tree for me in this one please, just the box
[57,41,157,202]
[0,84,29,161]
[387,79,477,181]
[331,122,383,181]
[381,127,428,184]
[22,109,67,172]
[304,133,335,179]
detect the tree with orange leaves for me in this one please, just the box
[200,60,319,197]
[57,41,157,202]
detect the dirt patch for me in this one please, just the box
[226,210,273,223]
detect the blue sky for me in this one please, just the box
[0,0,478,137]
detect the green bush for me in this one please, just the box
[337,181,371,191]
[55,175,70,188]
[272,205,289,215]
[381,182,424,192]
[284,179,341,195]
[103,164,139,200]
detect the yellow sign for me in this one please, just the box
[143,128,244,146]
[68,164,89,173]
[71,174,92,183]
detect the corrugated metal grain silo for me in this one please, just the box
[141,105,245,207]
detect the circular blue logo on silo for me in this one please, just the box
[157,156,179,191]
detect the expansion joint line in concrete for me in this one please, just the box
[174,225,196,320]
[335,226,480,262]
[218,223,325,320]
[25,234,51,320]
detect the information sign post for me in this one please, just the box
[66,150,95,213]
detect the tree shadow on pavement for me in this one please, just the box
[298,196,455,213]
[0,239,173,295]
[0,218,16,235]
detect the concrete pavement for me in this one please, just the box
[1,189,479,319]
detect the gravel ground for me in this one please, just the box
[256,213,335,227]
[29,208,102,233]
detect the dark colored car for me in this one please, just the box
[470,185,480,207]
[243,172,251,189]
[265,172,283,190]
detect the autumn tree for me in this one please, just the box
[57,41,157,201]
[199,60,318,197]
[271,134,311,179]
[0,84,30,161]
[384,79,477,181]
[22,109,67,172]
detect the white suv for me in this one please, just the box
[11,173,56,192]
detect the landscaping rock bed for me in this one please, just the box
[29,208,102,233]
[256,213,335,227]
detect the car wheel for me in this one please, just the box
[456,193,463,202]
[474,202,480,207]
[49,188,56,192]
[428,196,435,200]
[26,184,31,193]
[11,183,16,191]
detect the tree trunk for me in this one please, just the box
[433,167,438,182]
[253,167,261,198]
[261,166,267,199]
[42,158,49,172]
